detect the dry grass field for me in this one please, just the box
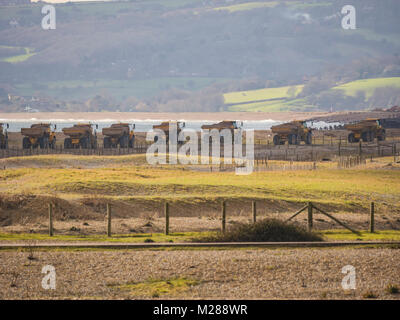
[1,247,399,299]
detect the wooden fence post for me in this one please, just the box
[107,203,112,237]
[307,202,313,231]
[221,200,226,233]
[252,201,256,223]
[48,203,54,237]
[165,202,170,235]
[370,202,375,233]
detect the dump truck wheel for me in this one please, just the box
[120,135,129,148]
[289,134,300,145]
[348,133,356,143]
[288,134,294,145]
[22,137,30,149]
[40,137,49,149]
[50,137,56,149]
[306,132,312,145]
[378,129,386,141]
[64,138,72,149]
[80,137,88,149]
[273,135,280,146]
[104,137,111,148]
[361,131,370,142]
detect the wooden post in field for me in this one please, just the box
[359,141,362,156]
[107,203,112,237]
[370,202,375,233]
[307,202,313,232]
[221,200,226,233]
[252,201,256,223]
[165,202,170,235]
[48,203,54,237]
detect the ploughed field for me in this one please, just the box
[1,248,399,299]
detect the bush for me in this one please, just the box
[194,219,323,242]
[385,284,399,294]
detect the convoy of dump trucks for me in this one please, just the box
[0,118,395,150]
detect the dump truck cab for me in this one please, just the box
[102,123,135,148]
[21,123,57,149]
[62,123,98,149]
[271,120,312,145]
[345,118,385,143]
[0,123,9,149]
[152,121,185,144]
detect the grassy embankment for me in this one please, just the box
[1,154,399,207]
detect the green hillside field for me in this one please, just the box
[226,77,400,112]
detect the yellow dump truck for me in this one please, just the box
[271,120,312,145]
[201,120,243,133]
[0,123,9,149]
[102,123,135,148]
[152,121,185,143]
[345,119,386,143]
[21,123,56,149]
[62,123,98,149]
[201,120,243,143]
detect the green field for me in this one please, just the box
[213,1,279,13]
[14,77,231,100]
[223,85,304,105]
[0,46,36,63]
[225,77,400,112]
[332,77,400,99]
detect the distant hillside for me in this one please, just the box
[226,77,400,112]
[0,0,399,112]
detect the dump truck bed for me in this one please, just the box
[345,121,378,132]
[62,125,92,137]
[201,121,237,130]
[153,122,180,131]
[271,122,300,134]
[102,126,129,137]
[21,127,48,137]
